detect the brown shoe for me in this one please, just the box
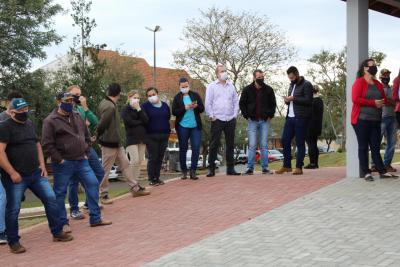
[293,168,303,175]
[100,195,114,205]
[10,242,26,254]
[90,219,112,227]
[53,232,74,242]
[275,167,292,174]
[63,224,72,234]
[385,165,397,172]
[132,186,151,197]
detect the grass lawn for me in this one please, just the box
[21,187,130,209]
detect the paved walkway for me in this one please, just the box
[1,167,343,266]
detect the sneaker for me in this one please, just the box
[292,168,303,175]
[380,173,399,179]
[385,165,397,172]
[157,179,165,185]
[181,171,188,180]
[262,169,273,174]
[0,232,6,245]
[100,195,114,205]
[149,180,159,186]
[53,231,74,242]
[244,169,254,175]
[90,219,112,227]
[275,167,292,174]
[63,224,72,234]
[132,186,151,197]
[70,210,85,220]
[364,173,374,181]
[9,242,26,254]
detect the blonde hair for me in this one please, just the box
[126,90,139,104]
[215,64,226,76]
[67,85,81,92]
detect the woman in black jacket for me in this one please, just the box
[172,78,204,180]
[121,90,149,181]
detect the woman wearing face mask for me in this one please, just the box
[121,90,149,182]
[351,58,397,181]
[141,87,171,186]
[172,77,204,180]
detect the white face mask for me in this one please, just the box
[130,98,140,105]
[148,95,159,104]
[219,71,228,81]
[180,87,189,94]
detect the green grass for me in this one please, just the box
[21,187,130,209]
[19,217,48,229]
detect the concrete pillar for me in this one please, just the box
[346,0,369,178]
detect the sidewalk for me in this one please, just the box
[1,167,343,266]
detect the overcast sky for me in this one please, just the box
[32,0,400,80]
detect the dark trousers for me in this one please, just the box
[208,119,236,169]
[282,117,309,168]
[146,133,169,182]
[177,125,202,172]
[353,119,385,177]
[306,136,319,166]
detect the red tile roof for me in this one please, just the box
[98,50,205,94]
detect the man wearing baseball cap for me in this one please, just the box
[42,93,111,233]
[0,98,73,254]
[373,69,397,172]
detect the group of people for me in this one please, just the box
[351,59,400,181]
[1,60,395,254]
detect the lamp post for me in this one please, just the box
[145,25,161,88]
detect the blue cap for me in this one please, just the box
[11,98,28,110]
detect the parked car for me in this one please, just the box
[319,146,335,153]
[269,149,284,161]
[184,150,221,169]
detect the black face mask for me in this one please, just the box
[73,95,81,104]
[381,77,390,84]
[14,112,28,122]
[367,66,378,76]
[255,78,264,85]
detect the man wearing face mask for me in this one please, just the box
[97,83,150,203]
[172,77,204,180]
[240,70,276,175]
[66,85,105,221]
[276,66,313,175]
[205,64,240,177]
[0,98,73,254]
[375,69,397,172]
[42,93,112,231]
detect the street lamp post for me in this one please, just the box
[145,25,161,88]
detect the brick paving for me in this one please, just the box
[146,169,400,267]
[0,167,343,266]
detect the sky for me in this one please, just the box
[32,0,400,81]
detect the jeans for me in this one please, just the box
[68,148,104,212]
[52,160,101,225]
[0,176,6,233]
[177,126,202,171]
[247,120,270,170]
[381,116,397,167]
[353,119,385,177]
[282,117,309,168]
[1,169,62,245]
[146,134,169,182]
[208,119,236,169]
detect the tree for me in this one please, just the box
[307,48,386,150]
[173,7,295,91]
[0,0,63,94]
[68,0,106,108]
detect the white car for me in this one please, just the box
[185,150,221,169]
[108,165,119,180]
[268,149,284,161]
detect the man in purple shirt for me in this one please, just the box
[205,64,240,177]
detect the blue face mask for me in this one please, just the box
[60,102,73,113]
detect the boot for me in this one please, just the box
[190,170,199,180]
[181,171,188,180]
[206,168,215,177]
[275,167,292,174]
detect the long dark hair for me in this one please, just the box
[356,58,375,78]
